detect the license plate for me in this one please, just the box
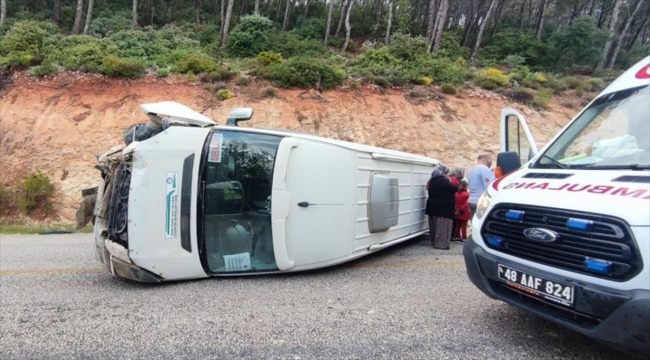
[497,264,574,307]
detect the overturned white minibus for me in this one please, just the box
[83,101,440,282]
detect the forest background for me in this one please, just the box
[0,0,649,227]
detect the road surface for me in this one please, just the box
[0,233,629,359]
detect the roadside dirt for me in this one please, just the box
[0,70,582,223]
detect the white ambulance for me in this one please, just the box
[84,102,440,283]
[464,56,650,357]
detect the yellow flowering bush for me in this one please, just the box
[216,89,234,101]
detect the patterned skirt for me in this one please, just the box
[428,216,453,249]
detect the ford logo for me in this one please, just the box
[523,228,558,243]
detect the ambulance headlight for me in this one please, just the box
[475,191,492,220]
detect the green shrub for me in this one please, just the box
[508,65,531,81]
[18,171,55,215]
[533,88,553,109]
[503,87,535,104]
[293,18,326,40]
[371,75,389,88]
[199,66,235,82]
[408,89,429,98]
[415,57,470,85]
[0,20,57,63]
[475,67,510,90]
[102,55,147,78]
[170,52,217,74]
[352,47,401,72]
[501,54,526,68]
[226,15,276,58]
[268,32,328,58]
[544,77,568,93]
[587,77,605,91]
[440,83,458,95]
[30,61,57,77]
[42,35,114,72]
[216,89,234,100]
[265,57,346,90]
[236,76,250,86]
[261,86,278,98]
[482,28,548,68]
[348,78,361,91]
[388,32,429,62]
[256,51,283,65]
[156,68,170,77]
[435,28,470,59]
[564,76,591,91]
[520,77,541,89]
[89,12,133,38]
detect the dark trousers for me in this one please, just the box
[469,203,477,220]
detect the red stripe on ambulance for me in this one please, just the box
[502,182,650,199]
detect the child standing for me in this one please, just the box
[453,180,470,243]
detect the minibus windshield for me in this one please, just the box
[198,130,283,274]
[536,85,650,170]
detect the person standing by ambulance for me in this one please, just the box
[425,165,457,250]
[467,153,495,219]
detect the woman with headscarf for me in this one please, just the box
[425,165,457,250]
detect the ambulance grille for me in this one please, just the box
[481,204,642,281]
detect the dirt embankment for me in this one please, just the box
[0,71,581,223]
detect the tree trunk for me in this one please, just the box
[220,0,234,48]
[375,0,383,26]
[426,0,437,50]
[304,0,310,18]
[385,0,393,45]
[336,0,348,37]
[195,0,202,25]
[282,0,291,31]
[431,0,449,53]
[469,0,497,61]
[596,0,622,70]
[608,0,644,68]
[72,0,84,34]
[626,10,649,50]
[490,0,505,38]
[462,0,481,47]
[0,0,6,26]
[83,0,94,34]
[254,0,260,14]
[325,0,334,45]
[132,0,138,27]
[342,0,353,51]
[219,0,225,40]
[596,0,608,28]
[518,0,526,29]
[535,0,549,39]
[53,0,62,25]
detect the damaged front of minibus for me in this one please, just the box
[81,102,235,282]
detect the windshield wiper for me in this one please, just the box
[584,164,650,170]
[540,154,568,169]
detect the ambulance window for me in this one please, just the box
[538,84,649,169]
[368,173,399,233]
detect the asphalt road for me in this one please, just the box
[0,233,630,360]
